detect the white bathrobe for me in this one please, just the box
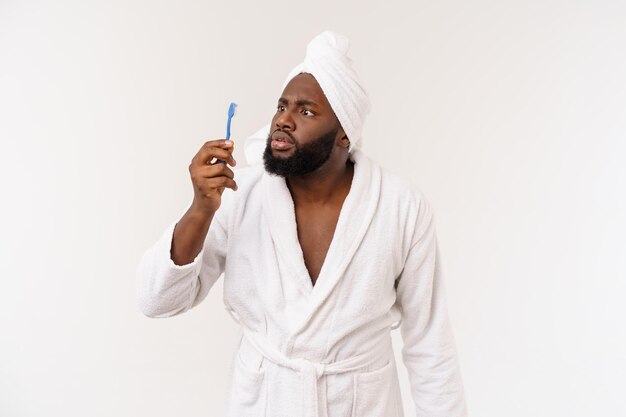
[136,148,468,417]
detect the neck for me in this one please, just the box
[286,157,354,205]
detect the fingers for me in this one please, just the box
[196,177,238,197]
[192,162,235,180]
[192,139,236,167]
[189,139,239,199]
[190,162,238,193]
[200,176,238,193]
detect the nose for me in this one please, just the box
[275,109,294,131]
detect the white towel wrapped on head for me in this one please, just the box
[244,30,371,166]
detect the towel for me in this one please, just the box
[244,30,371,166]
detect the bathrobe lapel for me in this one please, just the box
[261,149,382,330]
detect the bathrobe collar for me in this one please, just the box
[261,148,382,325]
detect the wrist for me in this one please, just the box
[187,202,216,223]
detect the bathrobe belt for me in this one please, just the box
[240,325,391,417]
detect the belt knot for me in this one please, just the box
[296,358,327,379]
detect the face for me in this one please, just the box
[263,73,345,177]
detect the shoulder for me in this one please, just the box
[375,163,436,248]
[354,149,427,208]
[377,164,432,215]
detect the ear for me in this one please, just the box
[337,127,350,149]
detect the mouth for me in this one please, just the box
[271,131,295,144]
[270,131,295,151]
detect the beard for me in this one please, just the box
[263,126,339,177]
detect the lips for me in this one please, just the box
[271,131,295,144]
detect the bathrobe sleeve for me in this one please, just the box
[135,211,228,318]
[395,194,468,417]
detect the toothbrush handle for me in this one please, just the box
[222,118,233,164]
[226,117,232,140]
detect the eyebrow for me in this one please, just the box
[278,97,320,108]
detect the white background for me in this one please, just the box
[1,0,625,416]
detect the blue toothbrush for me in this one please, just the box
[222,102,237,164]
[226,101,237,140]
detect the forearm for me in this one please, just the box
[171,205,216,266]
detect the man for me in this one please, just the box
[136,31,468,417]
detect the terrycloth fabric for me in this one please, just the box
[282,30,371,152]
[243,124,270,167]
[136,149,468,417]
[244,30,371,166]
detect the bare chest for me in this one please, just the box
[294,205,342,286]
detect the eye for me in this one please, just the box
[302,109,314,116]
[276,105,285,112]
